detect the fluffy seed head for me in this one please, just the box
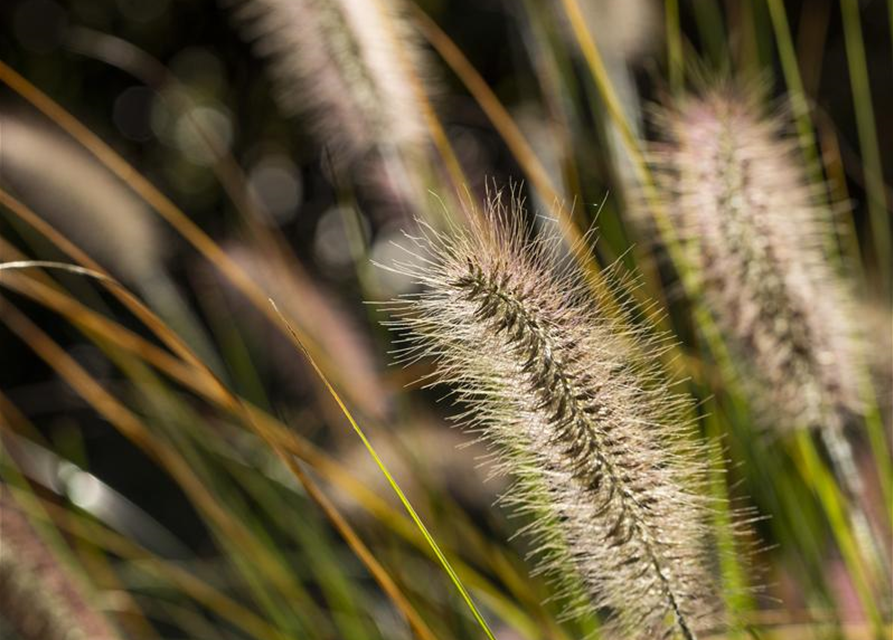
[227,0,427,165]
[382,194,726,638]
[0,488,122,640]
[648,88,862,430]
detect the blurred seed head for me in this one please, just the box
[647,87,863,430]
[226,0,429,166]
[575,0,663,63]
[0,488,123,640]
[381,193,727,637]
[0,112,166,284]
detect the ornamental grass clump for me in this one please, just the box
[382,194,727,639]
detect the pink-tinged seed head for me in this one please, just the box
[380,192,731,638]
[649,87,862,431]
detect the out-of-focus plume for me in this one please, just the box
[646,87,891,587]
[647,87,862,430]
[225,0,428,167]
[0,488,123,640]
[0,112,165,283]
[381,193,727,638]
[576,0,663,64]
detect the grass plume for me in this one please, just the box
[646,86,891,595]
[0,488,122,640]
[647,87,862,431]
[382,193,726,639]
[226,0,427,165]
[0,112,165,283]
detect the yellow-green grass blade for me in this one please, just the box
[271,300,498,640]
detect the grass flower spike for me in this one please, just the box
[646,87,889,590]
[383,194,726,638]
[0,489,122,640]
[648,88,862,431]
[227,0,427,165]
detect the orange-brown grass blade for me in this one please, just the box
[62,30,392,419]
[0,62,361,409]
[0,188,216,378]
[0,269,224,404]
[0,262,440,640]
[0,262,545,637]
[233,406,441,640]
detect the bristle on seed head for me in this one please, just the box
[380,192,728,639]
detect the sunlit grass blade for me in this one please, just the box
[270,300,498,640]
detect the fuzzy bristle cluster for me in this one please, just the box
[0,489,121,640]
[383,196,725,638]
[227,0,427,165]
[648,89,861,429]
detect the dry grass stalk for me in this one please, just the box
[226,0,427,166]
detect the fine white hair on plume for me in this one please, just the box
[379,192,729,639]
[647,86,862,431]
[225,0,427,165]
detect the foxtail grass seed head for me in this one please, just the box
[0,489,122,640]
[648,88,862,430]
[381,194,726,638]
[226,0,427,166]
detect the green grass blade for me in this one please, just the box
[840,0,891,297]
[270,301,498,640]
[666,0,684,95]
